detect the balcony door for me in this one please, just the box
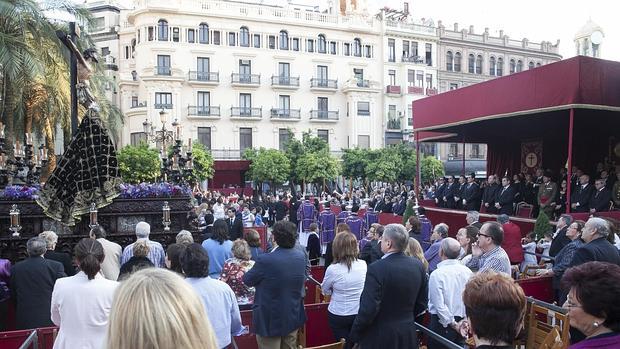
[317,97,328,118]
[278,62,290,84]
[239,60,251,82]
[279,95,290,116]
[240,93,251,116]
[197,57,210,80]
[197,92,210,114]
[317,65,328,86]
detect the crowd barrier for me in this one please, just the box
[243,226,268,251]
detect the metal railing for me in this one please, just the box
[270,108,301,119]
[188,71,219,82]
[231,73,260,84]
[414,323,463,349]
[155,66,171,76]
[387,118,402,130]
[309,110,339,120]
[310,78,338,89]
[230,107,262,118]
[188,106,221,116]
[154,103,173,109]
[209,149,243,160]
[355,79,370,88]
[271,76,300,86]
[18,330,38,349]
[130,101,147,109]
[402,55,426,64]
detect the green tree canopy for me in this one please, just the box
[191,142,214,181]
[297,150,340,185]
[420,155,445,184]
[117,143,161,183]
[341,148,371,181]
[247,148,290,186]
[365,148,404,183]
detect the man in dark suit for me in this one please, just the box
[482,175,500,213]
[462,174,481,211]
[10,237,66,329]
[569,217,620,268]
[434,177,447,208]
[274,195,288,221]
[494,176,516,215]
[243,221,307,348]
[454,175,467,210]
[226,208,244,240]
[359,225,384,265]
[39,231,76,276]
[549,214,573,257]
[589,179,612,213]
[442,176,458,209]
[571,174,595,213]
[349,224,428,349]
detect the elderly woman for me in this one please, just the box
[460,271,526,348]
[321,232,367,349]
[175,230,194,245]
[118,241,154,281]
[456,226,479,267]
[39,231,76,276]
[219,240,256,307]
[562,261,620,348]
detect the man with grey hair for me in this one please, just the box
[549,214,573,257]
[349,224,428,348]
[424,223,450,272]
[428,238,473,348]
[569,217,620,267]
[465,211,482,230]
[466,221,511,275]
[121,221,166,267]
[10,237,66,329]
[175,230,194,245]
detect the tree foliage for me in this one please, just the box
[365,147,403,183]
[297,150,340,185]
[191,142,214,181]
[341,148,371,181]
[533,210,553,241]
[420,155,445,184]
[117,143,161,183]
[247,148,290,186]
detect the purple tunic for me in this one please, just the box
[318,209,337,244]
[419,215,433,251]
[337,211,349,224]
[363,209,379,232]
[297,201,317,232]
[345,214,364,240]
[569,333,620,348]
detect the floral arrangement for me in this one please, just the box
[118,182,192,199]
[0,185,40,200]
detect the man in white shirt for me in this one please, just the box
[89,226,122,280]
[428,238,473,348]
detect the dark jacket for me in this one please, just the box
[118,256,154,281]
[10,257,66,329]
[462,182,481,210]
[495,185,516,215]
[243,246,307,337]
[44,250,76,276]
[549,227,570,258]
[275,200,288,221]
[358,240,383,265]
[306,233,321,265]
[589,188,612,212]
[571,184,595,212]
[569,237,620,268]
[227,216,244,241]
[482,184,500,212]
[349,252,428,348]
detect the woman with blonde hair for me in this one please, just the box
[106,268,218,349]
[405,237,429,271]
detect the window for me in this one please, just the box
[449,83,458,90]
[489,56,496,75]
[228,32,236,46]
[454,52,462,72]
[528,61,535,70]
[516,60,523,72]
[426,73,433,88]
[131,96,138,107]
[307,39,314,52]
[353,38,361,57]
[407,105,413,126]
[155,92,172,109]
[364,45,371,58]
[388,38,395,62]
[329,41,336,55]
[403,40,409,57]
[213,31,220,45]
[279,30,289,50]
[317,65,328,81]
[446,51,453,71]
[449,143,458,156]
[199,23,209,44]
[253,34,261,48]
[471,144,480,158]
[388,70,396,86]
[468,54,475,73]
[509,59,516,74]
[197,127,211,150]
[358,135,370,149]
[388,105,396,118]
[240,27,249,47]
[239,93,251,115]
[318,34,326,53]
[278,63,290,83]
[411,41,418,58]
[188,29,195,43]
[130,132,146,146]
[197,57,210,75]
[279,128,290,151]
[344,43,351,56]
[239,60,251,79]
[91,17,105,31]
[268,35,276,49]
[497,58,503,76]
[407,69,415,86]
[476,55,483,74]
[536,62,542,67]
[317,97,328,116]
[148,26,154,41]
[425,43,432,65]
[158,19,168,41]
[197,91,210,113]
[416,71,423,87]
[354,68,364,85]
[317,129,329,144]
[292,38,299,51]
[172,28,179,42]
[239,128,252,151]
[357,102,370,116]
[279,95,290,112]
[157,55,171,75]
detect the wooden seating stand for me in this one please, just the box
[521,301,570,349]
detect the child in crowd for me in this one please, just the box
[241,205,254,227]
[520,232,538,272]
[252,207,265,227]
[306,223,321,266]
[537,232,553,263]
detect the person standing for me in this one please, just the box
[497,214,524,266]
[481,175,500,213]
[462,174,481,211]
[10,237,66,329]
[494,177,516,215]
[202,219,234,279]
[318,202,337,245]
[226,208,244,241]
[424,223,449,273]
[39,231,75,276]
[349,224,428,348]
[571,174,595,213]
[89,226,122,281]
[344,206,364,241]
[121,221,165,268]
[297,197,318,233]
[243,221,307,349]
[51,239,118,349]
[428,238,473,349]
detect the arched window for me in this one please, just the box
[489,56,496,75]
[279,30,289,50]
[240,27,250,47]
[199,23,209,44]
[354,38,361,57]
[497,57,503,76]
[318,34,326,53]
[475,55,482,74]
[516,60,523,72]
[528,61,535,70]
[536,62,542,67]
[468,54,475,73]
[454,52,462,72]
[446,51,453,71]
[509,59,516,74]
[158,19,168,41]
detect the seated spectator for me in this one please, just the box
[306,223,321,265]
[520,232,538,272]
[175,230,194,245]
[562,262,620,348]
[569,217,620,269]
[537,232,553,263]
[424,223,449,272]
[466,211,482,230]
[220,240,256,307]
[201,219,234,278]
[461,271,526,348]
[121,222,165,267]
[106,268,218,348]
[89,226,122,281]
[165,243,187,275]
[39,230,76,276]
[182,244,246,348]
[466,222,512,275]
[321,232,366,348]
[245,229,264,260]
[118,240,154,281]
[51,239,118,349]
[456,226,479,267]
[405,237,429,271]
[358,223,377,252]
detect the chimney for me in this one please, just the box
[499,29,504,37]
[453,23,458,31]
[403,2,409,14]
[469,25,474,34]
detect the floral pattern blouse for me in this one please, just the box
[219,257,256,305]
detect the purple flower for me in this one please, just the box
[118,182,191,199]
[1,185,40,200]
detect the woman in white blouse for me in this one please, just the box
[51,238,118,349]
[321,232,367,349]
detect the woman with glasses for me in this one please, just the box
[539,220,585,304]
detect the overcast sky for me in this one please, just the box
[368,0,619,61]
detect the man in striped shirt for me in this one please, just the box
[466,221,511,275]
[121,221,166,268]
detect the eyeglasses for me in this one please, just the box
[477,233,491,238]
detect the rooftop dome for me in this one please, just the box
[574,19,603,40]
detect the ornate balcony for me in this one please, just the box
[155,66,171,76]
[271,76,300,89]
[310,78,338,92]
[270,108,301,120]
[188,71,219,86]
[309,110,339,121]
[231,73,260,87]
[426,88,438,96]
[408,86,424,95]
[386,85,401,95]
[187,106,221,118]
[230,107,262,118]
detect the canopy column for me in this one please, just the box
[566,108,574,213]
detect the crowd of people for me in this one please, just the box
[2,187,620,349]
